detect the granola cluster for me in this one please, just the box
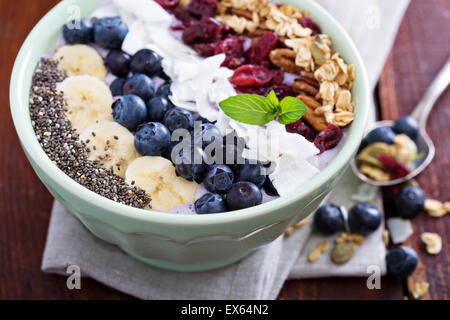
[214,0,356,130]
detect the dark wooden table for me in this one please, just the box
[0,0,448,300]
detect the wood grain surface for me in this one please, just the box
[0,0,448,300]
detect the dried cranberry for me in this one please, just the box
[286,119,312,141]
[378,154,411,179]
[215,36,245,69]
[270,69,285,85]
[314,123,343,153]
[182,18,222,45]
[271,84,294,100]
[155,0,180,9]
[247,32,278,64]
[187,0,218,17]
[171,24,185,31]
[172,7,197,27]
[194,42,217,56]
[235,86,267,96]
[230,65,273,88]
[300,17,322,35]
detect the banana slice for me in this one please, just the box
[80,121,138,178]
[53,44,107,80]
[125,157,198,212]
[58,75,114,132]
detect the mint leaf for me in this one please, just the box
[219,94,277,125]
[278,97,308,125]
[265,90,280,113]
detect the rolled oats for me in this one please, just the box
[360,164,391,182]
[294,217,310,229]
[409,281,429,300]
[444,202,450,213]
[308,241,329,263]
[331,111,355,127]
[336,90,353,112]
[421,232,442,255]
[285,226,294,237]
[424,199,447,218]
[308,247,322,263]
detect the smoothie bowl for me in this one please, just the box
[10,0,369,271]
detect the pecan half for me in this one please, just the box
[269,49,302,74]
[297,94,328,131]
[232,8,253,20]
[293,78,319,96]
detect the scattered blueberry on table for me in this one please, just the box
[313,204,344,235]
[386,246,418,278]
[394,186,425,218]
[348,203,382,236]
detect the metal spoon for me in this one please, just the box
[352,57,450,187]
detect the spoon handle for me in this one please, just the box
[412,57,450,128]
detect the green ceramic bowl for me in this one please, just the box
[10,0,369,271]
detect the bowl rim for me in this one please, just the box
[10,0,370,226]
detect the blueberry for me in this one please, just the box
[394,186,425,218]
[175,144,208,183]
[109,78,126,96]
[386,247,418,278]
[163,107,194,132]
[204,165,234,194]
[313,204,344,235]
[348,203,382,235]
[393,116,419,140]
[156,83,172,97]
[364,126,396,145]
[161,140,180,161]
[105,50,130,77]
[263,178,279,197]
[63,19,93,44]
[134,122,171,156]
[193,123,222,149]
[130,49,162,77]
[147,96,173,122]
[236,161,267,188]
[226,182,262,211]
[123,74,155,101]
[112,95,147,131]
[195,193,228,214]
[93,16,128,49]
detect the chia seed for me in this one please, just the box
[29,59,151,209]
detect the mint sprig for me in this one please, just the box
[219,90,307,125]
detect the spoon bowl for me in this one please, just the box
[352,57,450,186]
[351,120,435,187]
